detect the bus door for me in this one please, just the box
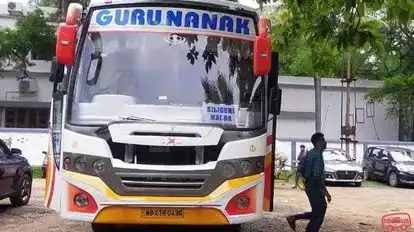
[44,58,66,212]
[263,51,281,212]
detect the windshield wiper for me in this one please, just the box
[119,116,155,122]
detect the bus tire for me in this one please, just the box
[91,223,114,232]
[223,224,241,232]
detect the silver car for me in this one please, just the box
[323,148,364,187]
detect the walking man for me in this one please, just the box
[286,132,332,232]
[292,144,307,188]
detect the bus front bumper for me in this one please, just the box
[60,171,264,225]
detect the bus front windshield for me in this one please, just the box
[70,15,264,130]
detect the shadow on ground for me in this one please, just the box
[92,224,242,232]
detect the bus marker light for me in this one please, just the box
[63,157,72,169]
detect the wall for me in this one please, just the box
[276,76,398,141]
[0,128,48,166]
[0,71,53,103]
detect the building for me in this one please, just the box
[277,76,398,141]
[0,1,56,128]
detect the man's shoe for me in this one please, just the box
[291,186,297,189]
[286,216,296,231]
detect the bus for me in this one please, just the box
[44,0,282,231]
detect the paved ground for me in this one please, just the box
[1,179,413,232]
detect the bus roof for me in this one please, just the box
[88,0,258,12]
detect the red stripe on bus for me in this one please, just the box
[267,135,273,146]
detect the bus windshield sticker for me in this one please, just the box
[202,103,238,125]
[89,7,256,40]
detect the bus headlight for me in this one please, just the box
[93,160,106,174]
[74,156,87,171]
[240,160,252,175]
[221,163,236,178]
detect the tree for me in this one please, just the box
[0,9,55,78]
[29,0,57,7]
[365,18,414,140]
[260,0,414,141]
[366,75,414,140]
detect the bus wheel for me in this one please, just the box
[222,224,241,232]
[91,223,114,232]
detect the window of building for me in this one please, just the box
[5,107,50,128]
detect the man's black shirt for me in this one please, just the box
[303,148,326,195]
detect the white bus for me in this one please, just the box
[44,0,281,231]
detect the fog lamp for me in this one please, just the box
[74,193,89,208]
[237,196,250,209]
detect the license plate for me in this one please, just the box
[141,208,184,218]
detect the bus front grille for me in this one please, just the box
[120,176,206,190]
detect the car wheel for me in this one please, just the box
[354,182,362,187]
[388,172,399,187]
[363,168,370,181]
[10,174,32,206]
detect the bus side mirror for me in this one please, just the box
[268,51,281,115]
[253,36,271,77]
[56,23,77,65]
[49,57,65,83]
[268,51,279,91]
[269,87,282,115]
[253,18,271,77]
[86,51,103,86]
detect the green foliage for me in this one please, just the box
[0,9,55,72]
[366,74,414,116]
[32,166,43,179]
[257,0,413,23]
[261,0,413,139]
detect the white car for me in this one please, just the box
[323,148,364,187]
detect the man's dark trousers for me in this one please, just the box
[294,185,327,232]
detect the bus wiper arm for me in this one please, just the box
[119,116,155,122]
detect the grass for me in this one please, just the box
[32,166,43,179]
[362,180,388,188]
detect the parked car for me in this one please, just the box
[323,148,364,187]
[362,146,414,187]
[41,151,48,178]
[0,139,33,206]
